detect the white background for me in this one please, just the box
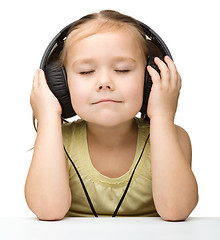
[0,0,219,217]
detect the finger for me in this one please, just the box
[154,57,171,85]
[147,65,160,84]
[37,69,46,85]
[164,56,179,86]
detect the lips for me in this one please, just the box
[92,99,122,104]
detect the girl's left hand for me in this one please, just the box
[146,56,182,121]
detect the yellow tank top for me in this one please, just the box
[62,117,159,217]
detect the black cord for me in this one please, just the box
[112,134,150,217]
[64,147,98,217]
[64,133,150,217]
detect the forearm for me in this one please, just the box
[150,117,198,221]
[25,116,71,220]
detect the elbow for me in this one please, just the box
[34,203,70,221]
[25,197,70,221]
[160,212,189,222]
[158,202,198,222]
[158,195,199,222]
[159,206,196,222]
[37,210,66,221]
[25,187,71,221]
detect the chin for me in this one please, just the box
[89,115,136,129]
[77,107,140,127]
[93,117,123,128]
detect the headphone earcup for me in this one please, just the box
[140,56,161,117]
[44,60,76,118]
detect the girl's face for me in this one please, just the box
[65,26,146,128]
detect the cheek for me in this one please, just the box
[124,77,144,105]
[68,80,90,111]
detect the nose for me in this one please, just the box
[96,70,114,91]
[98,84,111,90]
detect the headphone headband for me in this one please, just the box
[40,20,172,69]
[40,18,173,119]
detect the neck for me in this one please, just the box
[86,119,137,148]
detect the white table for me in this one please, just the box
[0,217,219,240]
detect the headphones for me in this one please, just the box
[40,20,172,119]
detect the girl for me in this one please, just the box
[25,10,198,221]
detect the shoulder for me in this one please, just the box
[62,119,85,141]
[175,125,192,166]
[62,118,85,131]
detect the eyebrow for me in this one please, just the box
[112,56,137,63]
[72,56,137,67]
[72,58,94,67]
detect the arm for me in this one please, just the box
[147,57,198,221]
[25,70,71,220]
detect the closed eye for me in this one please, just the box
[115,70,130,73]
[80,70,94,75]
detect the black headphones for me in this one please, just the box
[40,20,172,119]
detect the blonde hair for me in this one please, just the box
[33,10,154,131]
[60,10,150,66]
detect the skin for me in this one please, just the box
[25,25,198,221]
[147,57,198,220]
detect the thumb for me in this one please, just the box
[38,69,46,82]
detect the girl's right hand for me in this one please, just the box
[30,69,62,121]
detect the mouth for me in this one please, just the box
[92,99,122,104]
